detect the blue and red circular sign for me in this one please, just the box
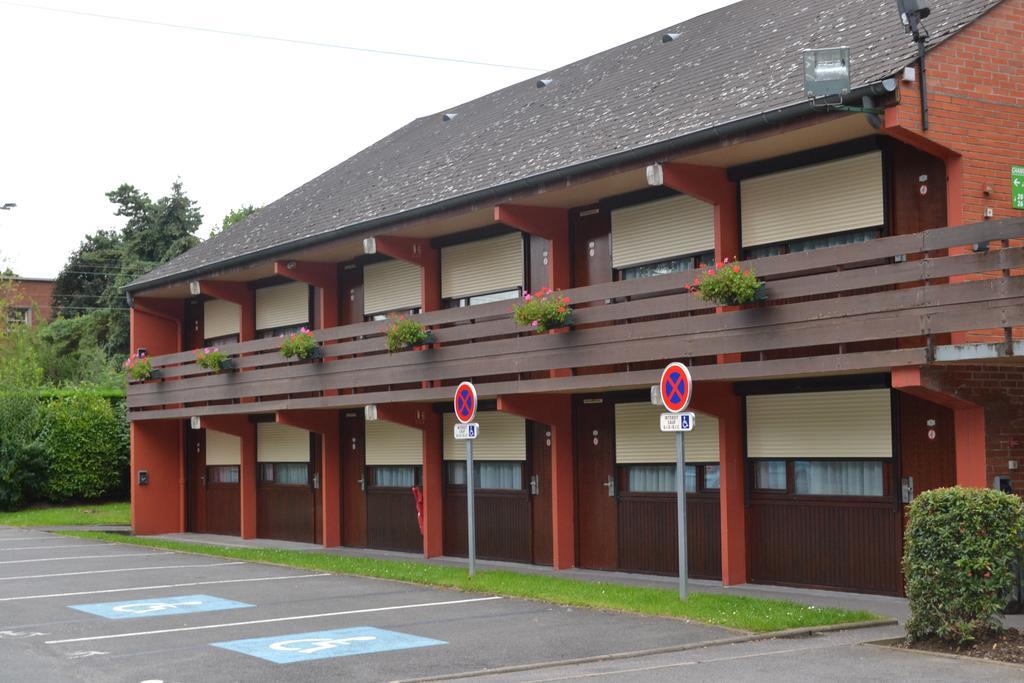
[659,362,692,414]
[454,381,478,424]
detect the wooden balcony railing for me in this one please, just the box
[127,218,1024,421]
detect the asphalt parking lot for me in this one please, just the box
[0,526,733,682]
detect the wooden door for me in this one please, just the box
[572,206,611,288]
[185,298,204,349]
[312,438,323,545]
[529,421,553,566]
[341,411,367,546]
[899,393,956,506]
[186,428,206,533]
[575,398,618,569]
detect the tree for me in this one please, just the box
[52,229,123,319]
[209,204,258,237]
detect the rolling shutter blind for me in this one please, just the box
[257,422,310,463]
[443,412,527,461]
[740,151,884,248]
[746,389,893,459]
[205,430,241,466]
[614,403,719,464]
[363,259,422,315]
[611,195,714,269]
[441,233,523,299]
[203,298,240,340]
[365,420,422,466]
[255,281,309,331]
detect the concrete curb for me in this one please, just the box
[393,619,898,682]
[864,638,1024,672]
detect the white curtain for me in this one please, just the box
[794,460,883,496]
[625,465,696,493]
[372,466,417,488]
[448,461,522,490]
[754,461,787,490]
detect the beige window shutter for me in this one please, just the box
[611,195,715,269]
[255,281,309,331]
[203,298,241,340]
[614,402,719,464]
[256,422,311,462]
[365,420,423,466]
[740,151,884,248]
[746,388,893,459]
[205,430,241,466]
[443,411,527,461]
[441,232,523,299]
[363,259,423,315]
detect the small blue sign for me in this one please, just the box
[212,627,445,664]
[69,594,253,620]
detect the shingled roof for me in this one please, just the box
[129,0,1001,291]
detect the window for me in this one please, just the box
[744,227,880,260]
[624,464,697,493]
[368,465,420,488]
[6,307,30,326]
[366,308,420,323]
[447,461,522,490]
[703,464,720,490]
[204,333,239,347]
[257,324,308,340]
[619,252,713,281]
[794,460,884,497]
[259,462,308,485]
[754,460,787,490]
[445,288,521,309]
[207,465,239,484]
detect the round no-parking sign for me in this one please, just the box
[660,362,693,414]
[454,381,477,423]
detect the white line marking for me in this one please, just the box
[46,596,503,644]
[0,544,96,551]
[0,552,171,565]
[0,561,245,581]
[0,537,53,542]
[0,573,331,602]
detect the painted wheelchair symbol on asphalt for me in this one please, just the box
[69,594,253,620]
[213,627,445,664]
[270,635,377,655]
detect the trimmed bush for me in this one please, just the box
[904,486,1024,646]
[0,392,46,510]
[40,392,129,502]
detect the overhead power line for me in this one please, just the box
[0,1,545,72]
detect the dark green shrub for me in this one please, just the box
[0,392,46,510]
[904,486,1024,645]
[40,392,129,502]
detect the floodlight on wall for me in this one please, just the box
[286,260,297,270]
[364,404,378,421]
[803,47,851,99]
[895,0,932,130]
[189,280,201,296]
[0,202,15,210]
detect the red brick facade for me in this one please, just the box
[6,278,54,325]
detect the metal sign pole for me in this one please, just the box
[676,430,688,599]
[466,438,476,577]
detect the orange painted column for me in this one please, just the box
[497,394,575,569]
[197,281,255,342]
[493,204,571,291]
[892,367,987,487]
[422,412,444,557]
[276,410,342,547]
[130,420,186,535]
[202,415,258,539]
[693,382,747,585]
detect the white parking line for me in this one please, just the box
[0,537,53,542]
[46,596,504,644]
[0,552,171,565]
[0,561,245,581]
[0,545,96,551]
[0,573,331,602]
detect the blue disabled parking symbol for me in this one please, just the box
[212,627,445,664]
[69,594,253,619]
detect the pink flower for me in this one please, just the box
[708,269,716,276]
[524,293,532,302]
[723,257,730,263]
[531,320,539,327]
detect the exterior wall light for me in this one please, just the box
[364,404,378,421]
[189,280,201,296]
[286,260,297,270]
[803,47,850,99]
[190,416,202,430]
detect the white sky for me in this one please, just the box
[0,0,735,279]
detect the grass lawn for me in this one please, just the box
[0,502,129,527]
[63,530,883,633]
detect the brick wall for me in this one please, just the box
[938,364,1024,492]
[7,278,54,325]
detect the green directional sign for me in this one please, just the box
[1013,165,1024,210]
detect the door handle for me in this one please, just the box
[901,476,914,504]
[357,477,366,492]
[530,474,540,496]
[602,475,615,497]
[312,473,321,490]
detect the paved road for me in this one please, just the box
[0,527,1019,682]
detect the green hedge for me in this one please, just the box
[0,392,47,510]
[904,486,1024,645]
[40,393,129,502]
